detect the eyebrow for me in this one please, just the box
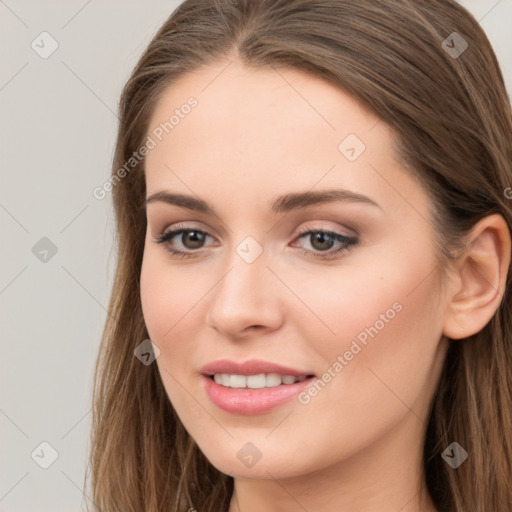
[145,188,381,214]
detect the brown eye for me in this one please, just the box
[154,227,213,256]
[309,232,335,251]
[293,227,358,260]
[178,230,207,249]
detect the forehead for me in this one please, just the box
[144,59,428,219]
[147,59,380,154]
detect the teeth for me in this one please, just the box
[211,373,307,389]
[247,374,266,389]
[230,375,246,388]
[266,373,281,387]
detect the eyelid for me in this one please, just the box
[294,222,357,239]
[156,221,215,240]
[157,220,356,239]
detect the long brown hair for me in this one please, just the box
[86,1,512,510]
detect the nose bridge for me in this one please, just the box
[205,236,282,335]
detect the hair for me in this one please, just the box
[86,1,512,511]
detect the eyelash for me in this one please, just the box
[153,223,358,260]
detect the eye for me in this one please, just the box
[153,223,214,258]
[291,226,358,259]
[153,223,358,260]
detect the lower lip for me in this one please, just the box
[203,375,314,415]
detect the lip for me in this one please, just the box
[200,359,314,377]
[201,359,316,415]
[203,375,315,415]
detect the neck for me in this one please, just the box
[228,412,438,512]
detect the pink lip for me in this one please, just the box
[200,359,314,377]
[203,376,314,415]
[201,359,316,415]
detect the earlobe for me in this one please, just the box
[443,214,511,340]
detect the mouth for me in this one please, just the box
[202,373,316,415]
[200,360,317,415]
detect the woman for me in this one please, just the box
[87,1,512,511]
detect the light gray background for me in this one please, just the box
[1,1,511,510]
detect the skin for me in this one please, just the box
[139,58,511,512]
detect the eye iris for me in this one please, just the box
[311,232,334,251]
[182,230,205,249]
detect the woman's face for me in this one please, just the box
[140,60,450,480]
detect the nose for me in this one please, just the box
[205,244,284,340]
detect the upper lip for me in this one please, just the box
[201,359,315,377]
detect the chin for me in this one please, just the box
[194,441,316,481]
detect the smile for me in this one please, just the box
[203,375,316,414]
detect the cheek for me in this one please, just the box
[291,243,443,419]
[297,232,440,351]
[140,250,207,420]
[140,247,202,342]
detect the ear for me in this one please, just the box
[443,214,511,340]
